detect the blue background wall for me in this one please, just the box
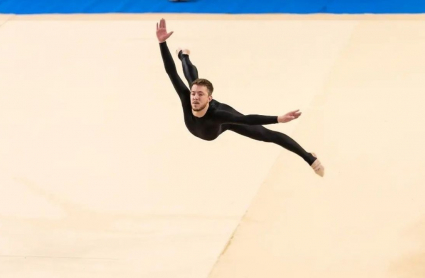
[1,0,424,14]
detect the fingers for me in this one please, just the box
[157,19,171,32]
[159,18,166,29]
[292,109,301,116]
[287,110,301,120]
[286,109,301,116]
[165,31,174,39]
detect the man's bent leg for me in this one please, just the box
[178,50,199,86]
[177,49,222,108]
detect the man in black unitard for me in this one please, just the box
[156,19,324,177]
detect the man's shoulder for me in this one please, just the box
[207,104,220,116]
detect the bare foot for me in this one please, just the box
[311,153,325,177]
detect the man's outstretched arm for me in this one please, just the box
[214,109,302,125]
[214,110,278,125]
[157,19,190,100]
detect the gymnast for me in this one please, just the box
[156,18,324,177]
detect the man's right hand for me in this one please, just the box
[156,18,174,43]
[278,109,302,123]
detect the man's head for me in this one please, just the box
[190,78,213,112]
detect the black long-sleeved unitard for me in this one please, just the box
[159,41,316,165]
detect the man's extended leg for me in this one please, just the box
[227,124,316,164]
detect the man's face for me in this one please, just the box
[190,84,212,111]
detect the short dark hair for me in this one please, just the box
[191,78,214,95]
